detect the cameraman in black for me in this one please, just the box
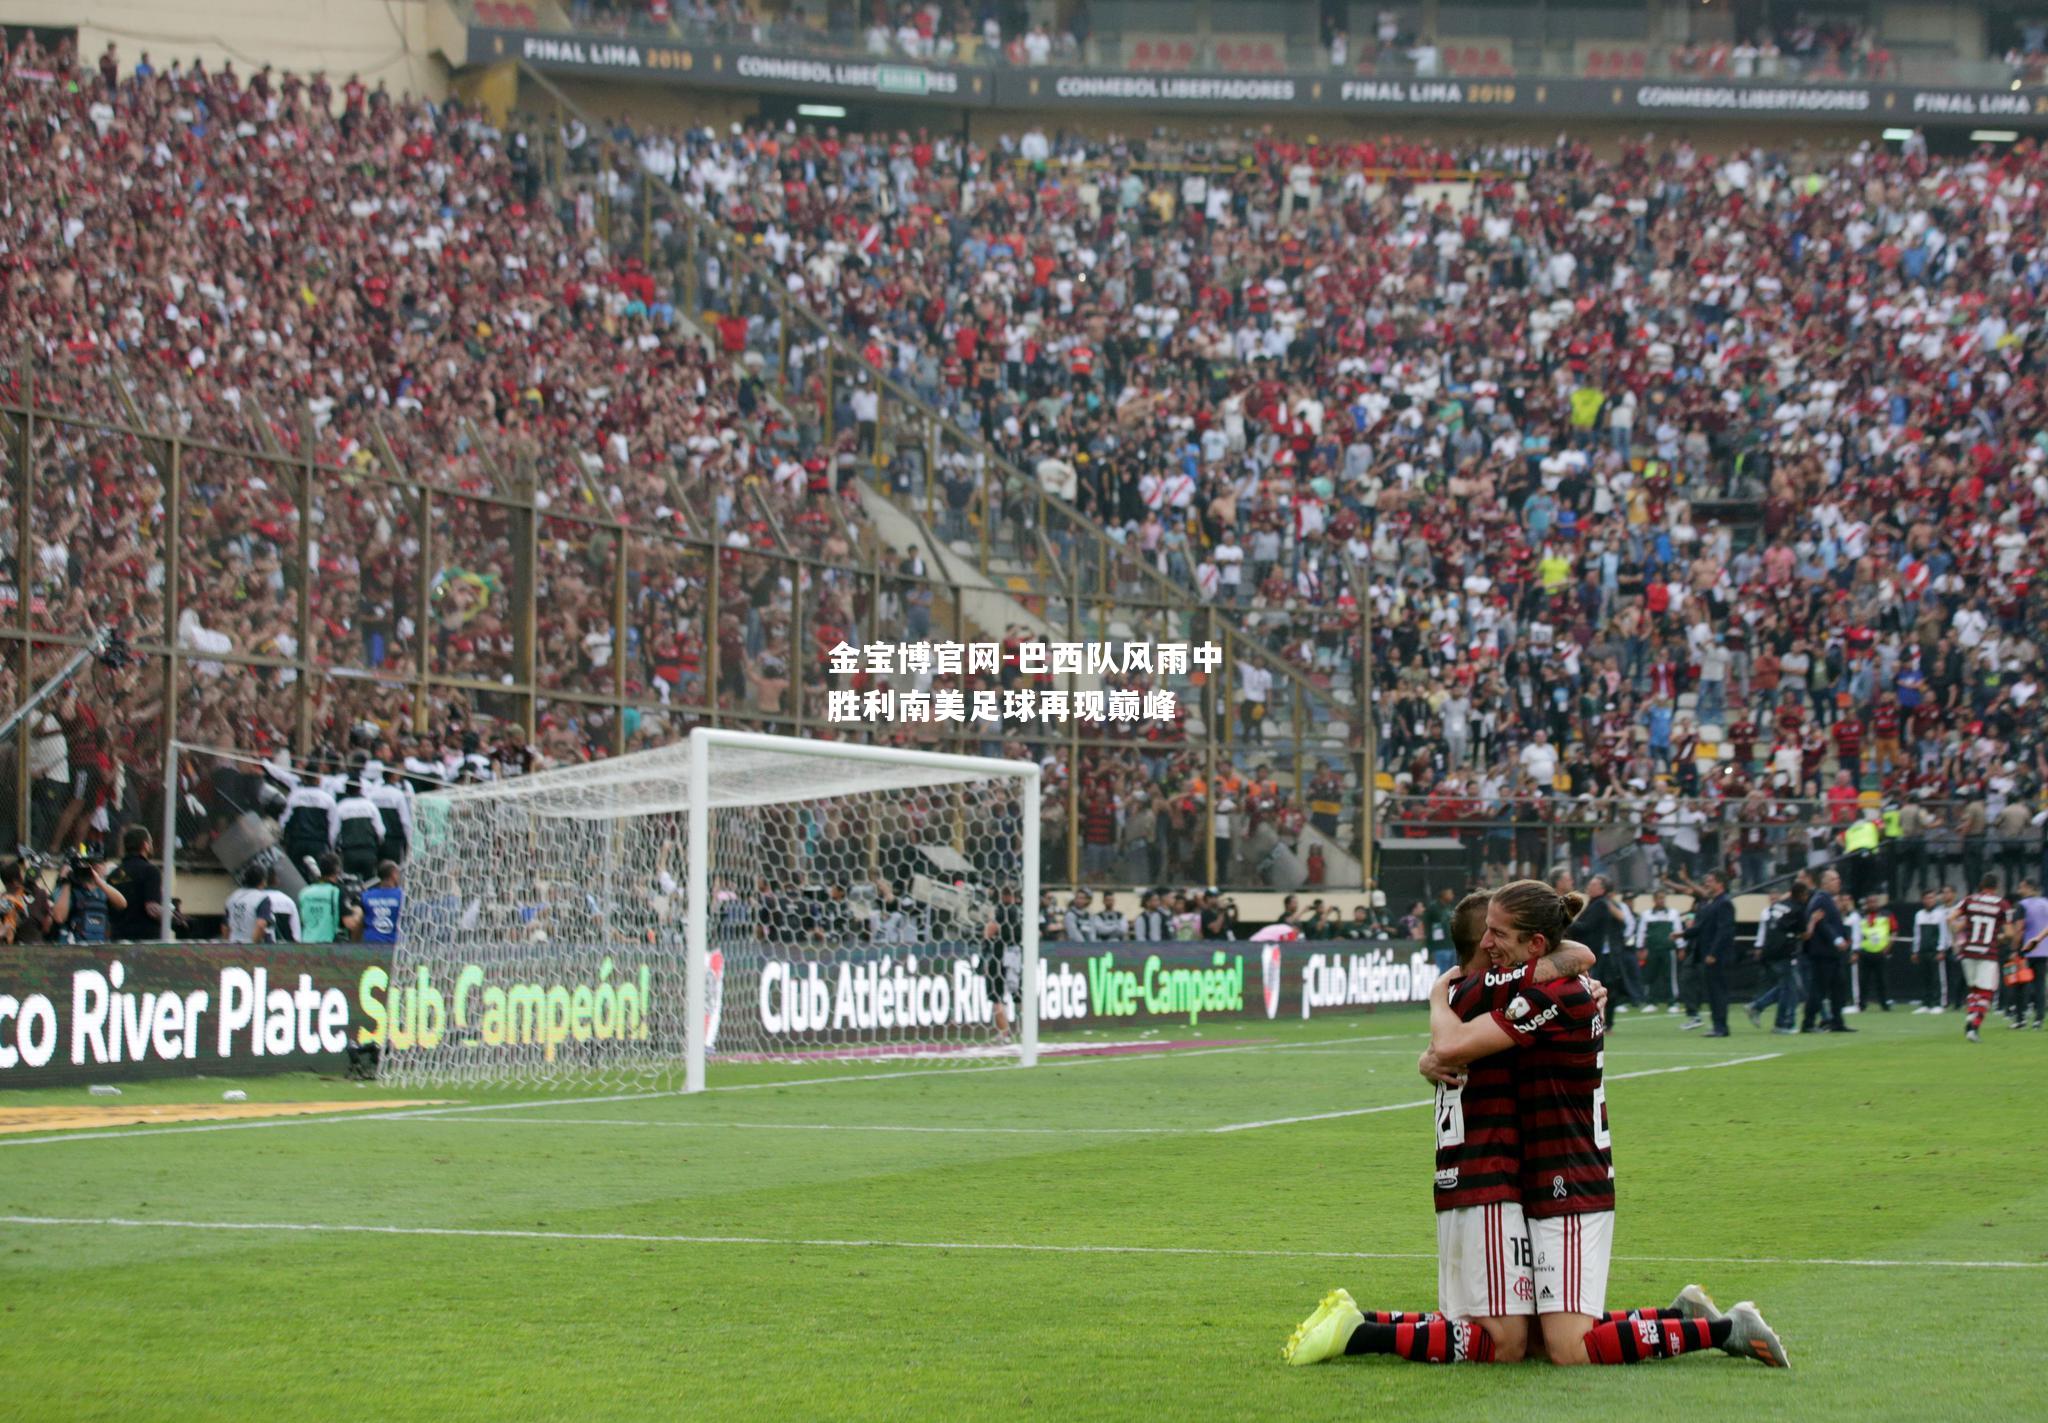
[107,825,165,941]
[1570,874,1640,1026]
[1200,890,1239,941]
[1746,885,1804,1034]
[53,850,126,944]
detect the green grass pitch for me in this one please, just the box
[3,1010,2043,1421]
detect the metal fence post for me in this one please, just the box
[159,739,177,942]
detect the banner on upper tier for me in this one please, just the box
[470,29,2048,126]
[0,938,1434,1086]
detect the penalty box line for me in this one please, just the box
[2,1214,2041,1272]
[1207,1053,1784,1133]
[392,1048,1780,1136]
[2,1048,1786,1147]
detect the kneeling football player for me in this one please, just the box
[1288,890,1716,1366]
[1413,881,1788,1369]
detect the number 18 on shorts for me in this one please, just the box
[1437,1201,1535,1319]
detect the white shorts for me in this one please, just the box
[1436,1201,1534,1320]
[1962,958,1999,993]
[1531,1211,1614,1318]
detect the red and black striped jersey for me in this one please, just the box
[1491,973,1614,1220]
[1955,892,2010,961]
[1433,964,1532,1212]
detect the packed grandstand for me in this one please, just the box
[3,21,2044,900]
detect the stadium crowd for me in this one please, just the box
[4,31,2047,896]
[643,110,2048,882]
[0,30,900,841]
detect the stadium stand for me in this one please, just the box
[2,28,2044,895]
[620,118,2044,887]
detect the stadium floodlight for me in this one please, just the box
[381,728,1040,1093]
[797,103,847,119]
[1970,130,2019,143]
[1881,128,1913,141]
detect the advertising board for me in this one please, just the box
[0,938,1434,1087]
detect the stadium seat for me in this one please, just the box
[1586,51,1606,77]
[1175,40,1195,68]
[1255,42,1278,71]
[1131,40,1153,68]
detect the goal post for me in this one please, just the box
[381,728,1040,1093]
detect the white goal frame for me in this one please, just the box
[678,729,1040,1090]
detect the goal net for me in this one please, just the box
[380,729,1040,1092]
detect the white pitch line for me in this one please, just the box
[0,1085,696,1149]
[0,1042,1783,1148]
[409,1117,1179,1136]
[1,1214,2039,1271]
[1207,1053,1783,1133]
[0,1032,1421,1148]
[700,1031,1419,1093]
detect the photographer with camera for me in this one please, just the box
[107,825,165,941]
[53,847,126,944]
[1200,889,1239,941]
[0,856,55,944]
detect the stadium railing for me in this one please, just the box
[0,366,1371,891]
[1370,792,2032,900]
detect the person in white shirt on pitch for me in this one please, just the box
[1910,887,1953,1013]
[1634,891,1689,1016]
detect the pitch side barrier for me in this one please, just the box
[0,938,1439,1089]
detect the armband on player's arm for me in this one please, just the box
[1533,938,1595,982]
[1429,991,1516,1068]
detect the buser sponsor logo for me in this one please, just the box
[1512,1003,1561,1034]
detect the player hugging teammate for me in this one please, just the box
[1284,880,1789,1370]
